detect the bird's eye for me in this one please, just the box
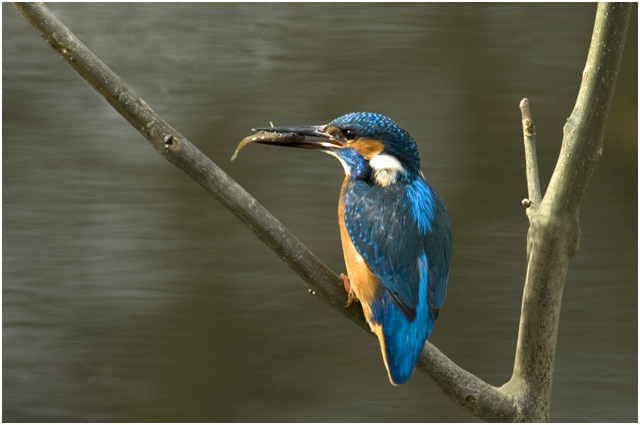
[343,129,357,141]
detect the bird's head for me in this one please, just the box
[254,112,421,186]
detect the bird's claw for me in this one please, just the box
[340,273,357,307]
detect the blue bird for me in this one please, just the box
[252,112,452,385]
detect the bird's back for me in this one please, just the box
[339,174,452,384]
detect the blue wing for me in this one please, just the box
[343,177,451,319]
[343,176,452,384]
[408,177,452,315]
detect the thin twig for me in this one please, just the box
[519,98,541,216]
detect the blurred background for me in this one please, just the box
[3,3,637,422]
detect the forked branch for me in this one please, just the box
[503,3,631,422]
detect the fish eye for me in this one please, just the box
[343,129,358,141]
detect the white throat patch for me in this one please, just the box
[369,154,405,187]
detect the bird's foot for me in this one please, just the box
[340,273,357,307]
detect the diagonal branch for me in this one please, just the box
[13,2,510,420]
[12,1,360,325]
[547,2,632,218]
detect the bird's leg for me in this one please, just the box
[340,273,357,307]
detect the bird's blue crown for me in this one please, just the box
[328,112,421,174]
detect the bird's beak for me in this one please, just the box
[251,125,345,150]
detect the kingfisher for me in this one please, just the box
[251,112,452,385]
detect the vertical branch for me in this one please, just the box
[504,3,632,422]
[546,3,632,218]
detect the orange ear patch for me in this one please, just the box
[350,139,384,160]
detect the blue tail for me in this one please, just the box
[369,273,434,385]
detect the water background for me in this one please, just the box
[3,3,637,422]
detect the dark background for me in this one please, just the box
[4,3,637,422]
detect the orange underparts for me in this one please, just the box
[338,179,399,383]
[338,176,381,315]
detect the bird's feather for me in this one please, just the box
[342,174,452,384]
[343,177,450,316]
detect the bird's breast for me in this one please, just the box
[338,177,381,312]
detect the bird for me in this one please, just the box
[251,112,452,385]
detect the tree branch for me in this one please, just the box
[13,2,631,422]
[13,2,511,420]
[519,98,541,217]
[549,2,632,218]
[504,3,632,422]
[12,1,366,327]
[417,343,519,421]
